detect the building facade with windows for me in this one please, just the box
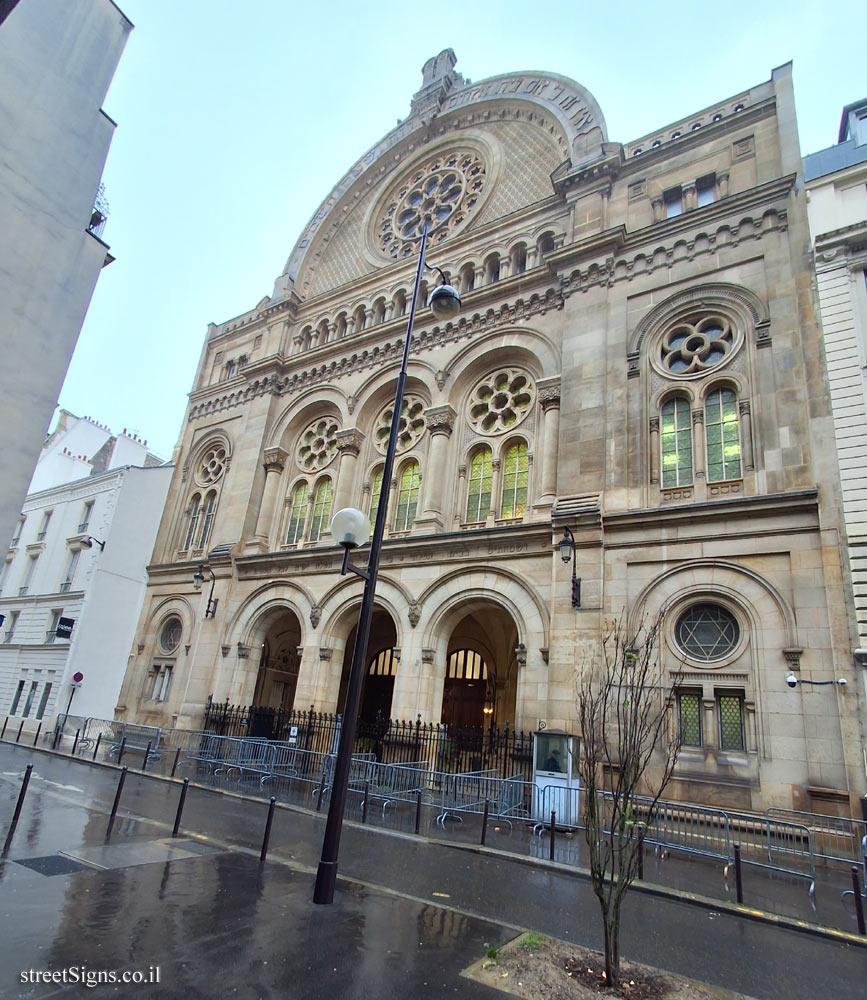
[0,0,132,551]
[1,412,171,728]
[803,100,867,734]
[118,53,865,815]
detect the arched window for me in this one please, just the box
[511,243,527,274]
[300,326,312,352]
[198,491,217,548]
[285,482,308,544]
[394,461,420,532]
[460,263,475,294]
[537,233,555,258]
[335,313,347,339]
[372,299,386,325]
[661,397,692,487]
[485,254,500,284]
[392,291,407,317]
[316,319,330,346]
[183,494,201,550]
[419,281,429,308]
[705,387,741,482]
[353,305,367,332]
[465,447,493,522]
[500,443,528,519]
[368,467,384,529]
[309,479,333,542]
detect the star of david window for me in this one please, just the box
[675,603,740,662]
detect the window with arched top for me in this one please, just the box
[285,481,308,544]
[183,494,201,550]
[537,233,555,257]
[465,447,493,522]
[485,254,500,284]
[394,461,420,532]
[308,478,333,542]
[661,397,693,487]
[373,299,386,325]
[300,327,312,351]
[317,320,330,346]
[198,491,217,548]
[419,281,429,308]
[511,244,527,274]
[335,313,347,339]
[459,263,475,294]
[705,387,741,481]
[393,290,407,317]
[500,442,528,519]
[368,467,384,529]
[353,305,367,332]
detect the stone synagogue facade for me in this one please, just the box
[118,53,866,814]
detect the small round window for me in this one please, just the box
[159,616,183,654]
[675,603,739,662]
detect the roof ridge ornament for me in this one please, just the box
[411,49,465,120]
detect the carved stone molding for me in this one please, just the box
[237,643,250,659]
[649,416,660,433]
[319,647,332,661]
[540,647,549,664]
[310,605,322,628]
[515,644,527,667]
[421,648,435,663]
[692,409,704,426]
[782,647,803,669]
[221,645,230,657]
[424,404,457,436]
[408,601,421,628]
[738,400,751,416]
[335,428,364,457]
[755,319,772,348]
[537,378,561,410]
[263,447,288,474]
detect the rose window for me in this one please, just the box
[660,315,736,376]
[297,418,339,471]
[374,395,426,454]
[378,151,486,259]
[197,445,227,485]
[468,370,535,435]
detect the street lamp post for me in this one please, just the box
[558,526,581,609]
[312,224,460,905]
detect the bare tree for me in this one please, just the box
[577,609,682,988]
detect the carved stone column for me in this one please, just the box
[383,477,398,535]
[333,429,364,513]
[488,459,501,522]
[537,378,561,502]
[416,405,456,532]
[252,447,288,547]
[692,409,705,480]
[739,400,754,472]
[649,417,660,485]
[682,180,697,212]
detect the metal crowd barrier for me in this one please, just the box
[436,769,503,825]
[767,807,867,870]
[352,760,430,815]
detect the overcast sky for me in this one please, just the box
[57,0,863,461]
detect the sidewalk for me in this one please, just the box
[1,742,864,999]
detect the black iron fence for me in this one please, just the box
[201,697,535,781]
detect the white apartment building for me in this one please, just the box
[0,412,171,730]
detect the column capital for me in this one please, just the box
[424,404,457,436]
[263,447,289,473]
[692,409,704,426]
[649,416,660,433]
[537,376,561,411]
[335,428,364,457]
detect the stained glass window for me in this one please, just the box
[466,448,493,522]
[500,443,528,519]
[183,494,201,550]
[705,388,741,482]
[677,691,702,747]
[309,479,333,542]
[394,462,420,532]
[676,604,740,661]
[718,693,745,751]
[368,468,384,532]
[661,397,692,487]
[285,483,308,544]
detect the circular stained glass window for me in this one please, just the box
[159,616,182,654]
[675,603,740,662]
[373,395,426,455]
[659,315,737,377]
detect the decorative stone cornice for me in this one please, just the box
[782,647,803,669]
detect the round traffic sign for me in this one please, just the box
[72,671,84,683]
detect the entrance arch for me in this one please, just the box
[442,603,518,729]
[251,609,303,712]
[336,607,398,724]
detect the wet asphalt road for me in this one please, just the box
[0,743,864,999]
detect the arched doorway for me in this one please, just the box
[336,607,398,724]
[441,604,518,729]
[252,609,303,712]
